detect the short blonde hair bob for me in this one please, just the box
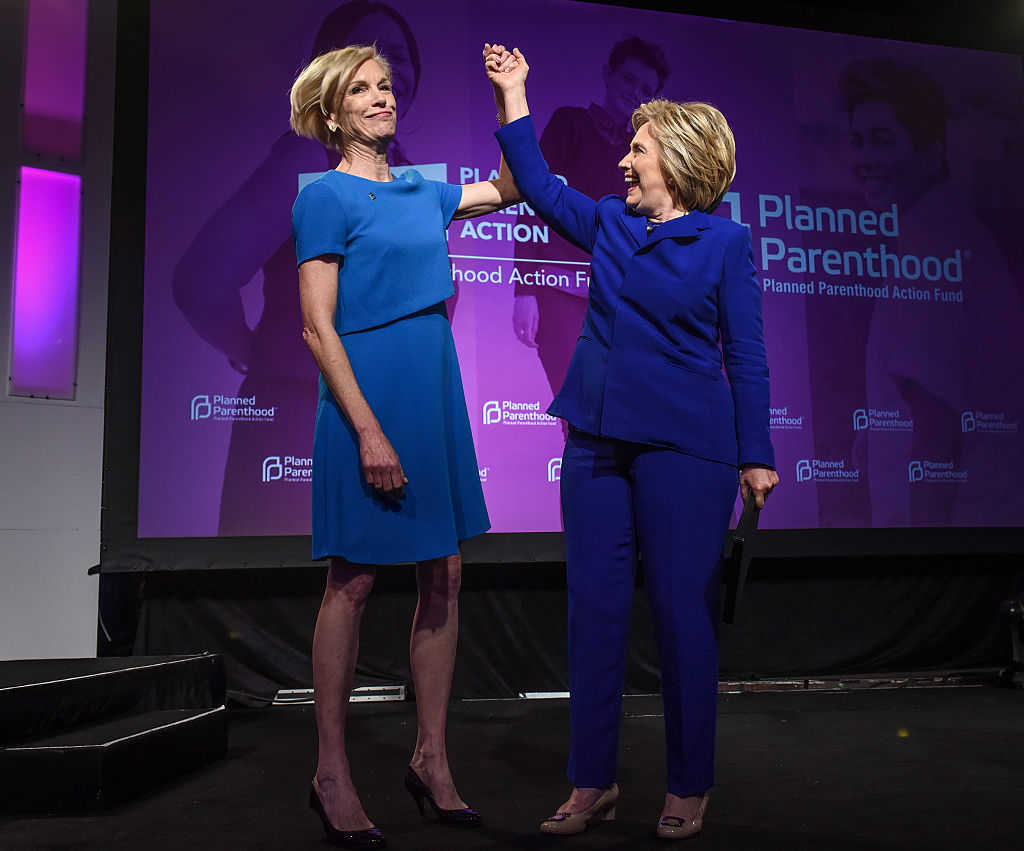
[631,100,736,213]
[289,45,391,153]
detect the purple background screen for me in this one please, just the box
[139,0,1024,538]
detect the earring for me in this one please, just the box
[326,122,338,133]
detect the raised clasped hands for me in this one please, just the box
[359,428,408,502]
[483,43,528,92]
[739,466,779,510]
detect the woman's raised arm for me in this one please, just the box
[484,45,599,253]
[449,46,527,219]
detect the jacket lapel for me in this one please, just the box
[644,210,709,246]
[625,208,647,248]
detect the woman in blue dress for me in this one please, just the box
[289,45,519,848]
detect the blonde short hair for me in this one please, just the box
[289,45,391,153]
[631,100,736,213]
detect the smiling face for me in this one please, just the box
[618,123,677,219]
[332,58,396,147]
[848,100,943,208]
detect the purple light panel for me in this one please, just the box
[10,167,82,399]
[22,0,88,159]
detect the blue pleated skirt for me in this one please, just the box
[312,303,490,563]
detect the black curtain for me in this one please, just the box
[104,555,1023,705]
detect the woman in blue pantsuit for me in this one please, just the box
[485,46,779,840]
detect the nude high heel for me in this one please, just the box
[656,792,709,840]
[539,783,619,835]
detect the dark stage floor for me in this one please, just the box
[3,686,1022,850]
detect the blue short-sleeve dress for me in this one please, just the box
[292,169,489,564]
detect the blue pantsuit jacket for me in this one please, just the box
[496,115,774,470]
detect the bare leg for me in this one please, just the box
[312,558,377,831]
[408,553,468,810]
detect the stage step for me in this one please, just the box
[0,654,228,812]
[0,654,225,745]
[0,706,228,811]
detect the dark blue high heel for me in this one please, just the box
[404,766,482,827]
[309,783,387,848]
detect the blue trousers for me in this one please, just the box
[562,429,738,798]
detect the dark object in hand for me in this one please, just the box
[721,489,760,624]
[997,594,1024,689]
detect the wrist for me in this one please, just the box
[353,418,381,440]
[501,90,530,124]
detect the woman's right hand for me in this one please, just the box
[359,428,407,500]
[512,295,539,348]
[483,44,528,92]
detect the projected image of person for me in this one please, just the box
[841,59,1024,525]
[486,46,778,839]
[511,38,668,423]
[172,1,424,538]
[290,45,520,847]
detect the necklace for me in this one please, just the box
[646,210,689,232]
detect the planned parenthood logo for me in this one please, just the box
[547,457,562,483]
[908,459,968,483]
[796,458,860,483]
[482,401,501,425]
[482,400,559,427]
[961,409,1018,434]
[190,395,211,420]
[852,407,913,432]
[190,393,276,423]
[769,406,804,430]
[261,455,312,484]
[262,456,282,482]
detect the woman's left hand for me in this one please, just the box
[483,44,528,92]
[739,466,779,509]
